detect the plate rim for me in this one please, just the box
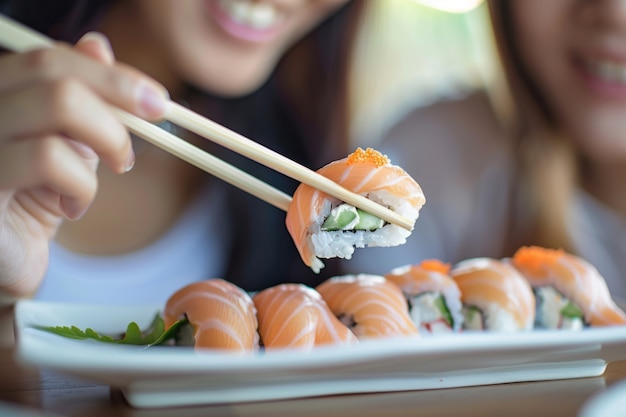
[12,299,626,407]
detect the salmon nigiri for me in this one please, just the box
[451,258,535,332]
[385,260,463,333]
[286,148,425,273]
[253,284,358,351]
[316,274,418,340]
[511,246,626,328]
[163,279,259,352]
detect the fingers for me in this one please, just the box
[0,135,98,220]
[74,32,115,66]
[0,42,169,121]
[0,80,134,174]
[0,32,165,223]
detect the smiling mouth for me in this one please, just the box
[582,58,626,86]
[218,0,283,30]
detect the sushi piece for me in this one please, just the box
[286,147,425,273]
[451,258,535,332]
[385,259,463,334]
[253,283,358,351]
[316,274,419,339]
[511,246,626,328]
[163,279,259,352]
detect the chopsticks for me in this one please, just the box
[0,14,414,231]
[115,110,293,211]
[164,104,416,230]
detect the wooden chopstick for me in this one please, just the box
[115,110,292,211]
[165,104,415,230]
[0,14,414,231]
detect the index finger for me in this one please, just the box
[0,15,169,121]
[0,46,169,121]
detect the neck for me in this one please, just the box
[96,2,183,96]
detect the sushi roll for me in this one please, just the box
[163,279,259,352]
[511,246,626,329]
[253,284,358,351]
[451,258,535,332]
[316,274,418,340]
[385,259,463,334]
[286,147,425,273]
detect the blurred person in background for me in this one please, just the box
[0,0,366,305]
[350,0,626,299]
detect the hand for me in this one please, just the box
[0,32,168,300]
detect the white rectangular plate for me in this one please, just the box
[13,300,626,408]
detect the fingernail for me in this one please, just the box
[138,83,169,119]
[78,32,114,65]
[60,198,89,221]
[125,148,136,172]
[66,139,100,171]
[67,139,98,159]
[71,206,89,221]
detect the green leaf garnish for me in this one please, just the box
[148,317,190,347]
[36,313,188,347]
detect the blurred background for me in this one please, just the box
[349,0,494,147]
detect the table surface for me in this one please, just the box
[1,305,625,417]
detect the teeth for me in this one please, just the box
[587,60,626,85]
[220,0,280,30]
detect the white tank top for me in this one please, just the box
[35,184,231,305]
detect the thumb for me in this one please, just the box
[75,32,115,65]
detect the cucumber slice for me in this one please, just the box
[433,295,454,327]
[462,305,483,330]
[321,204,358,231]
[561,301,584,319]
[321,204,385,231]
[354,208,385,230]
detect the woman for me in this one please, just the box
[349,0,626,299]
[0,0,366,304]
[493,0,626,298]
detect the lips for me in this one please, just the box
[209,0,285,43]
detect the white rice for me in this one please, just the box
[306,190,421,271]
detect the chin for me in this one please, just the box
[574,131,626,162]
[199,73,272,97]
[179,52,278,98]
[584,142,626,162]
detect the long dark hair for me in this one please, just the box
[2,0,367,290]
[488,0,577,254]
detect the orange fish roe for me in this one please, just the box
[512,246,565,274]
[346,147,389,167]
[419,259,451,275]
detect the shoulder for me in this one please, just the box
[377,91,515,202]
[381,91,510,171]
[369,91,517,263]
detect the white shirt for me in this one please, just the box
[35,184,231,305]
